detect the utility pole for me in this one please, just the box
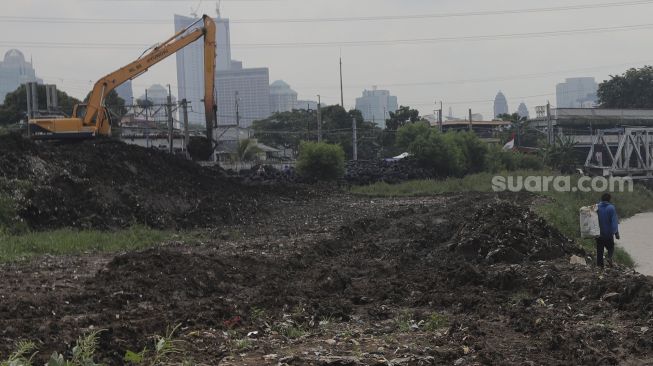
[235,91,240,127]
[339,57,344,108]
[181,99,190,153]
[546,101,553,146]
[468,108,473,132]
[167,84,174,154]
[25,82,37,138]
[306,106,310,141]
[144,89,150,148]
[352,117,358,161]
[438,101,443,132]
[317,94,322,142]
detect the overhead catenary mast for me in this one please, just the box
[339,56,344,108]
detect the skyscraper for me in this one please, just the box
[556,77,598,108]
[115,80,134,106]
[517,102,529,119]
[0,49,42,104]
[216,63,270,127]
[355,87,398,128]
[174,14,232,125]
[494,91,509,118]
[269,80,298,113]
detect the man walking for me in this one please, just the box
[596,193,620,268]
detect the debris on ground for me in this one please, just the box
[1,192,652,365]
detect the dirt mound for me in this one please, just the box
[0,134,290,230]
[2,193,653,365]
[451,201,579,263]
[345,159,432,185]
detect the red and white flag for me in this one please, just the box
[503,138,515,151]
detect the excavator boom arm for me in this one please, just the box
[84,15,216,137]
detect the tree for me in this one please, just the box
[497,113,526,124]
[296,141,345,181]
[136,98,154,109]
[0,84,81,125]
[320,106,380,160]
[496,113,540,148]
[252,106,382,160]
[385,106,421,131]
[252,109,314,157]
[382,105,424,157]
[85,90,127,122]
[598,66,653,108]
[540,136,578,173]
[395,121,430,150]
[234,138,262,167]
[395,123,489,177]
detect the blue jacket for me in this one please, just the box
[597,201,619,239]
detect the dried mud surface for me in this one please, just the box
[2,192,652,365]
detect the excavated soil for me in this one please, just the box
[0,134,310,230]
[1,192,652,365]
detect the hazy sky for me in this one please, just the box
[2,0,653,119]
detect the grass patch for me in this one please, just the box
[424,312,449,331]
[351,171,653,267]
[274,324,307,339]
[351,172,497,197]
[0,226,172,262]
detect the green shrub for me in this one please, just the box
[485,147,543,172]
[396,121,430,150]
[296,141,345,181]
[515,153,545,170]
[401,127,487,177]
[0,193,27,235]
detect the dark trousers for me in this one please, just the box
[595,236,615,267]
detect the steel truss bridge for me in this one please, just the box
[584,128,653,180]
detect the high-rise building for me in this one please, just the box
[556,77,598,108]
[216,63,270,127]
[0,49,42,104]
[355,87,398,128]
[115,80,134,106]
[494,91,509,118]
[517,102,529,119]
[174,14,232,125]
[269,80,298,113]
[139,84,176,124]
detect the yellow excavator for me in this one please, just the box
[29,15,216,140]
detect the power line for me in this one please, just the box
[3,0,652,24]
[38,59,652,96]
[4,22,653,50]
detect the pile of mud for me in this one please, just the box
[344,159,432,185]
[1,193,653,364]
[451,201,579,263]
[0,133,289,230]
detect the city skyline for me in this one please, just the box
[2,1,653,120]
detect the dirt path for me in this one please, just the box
[1,192,652,366]
[617,212,653,276]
